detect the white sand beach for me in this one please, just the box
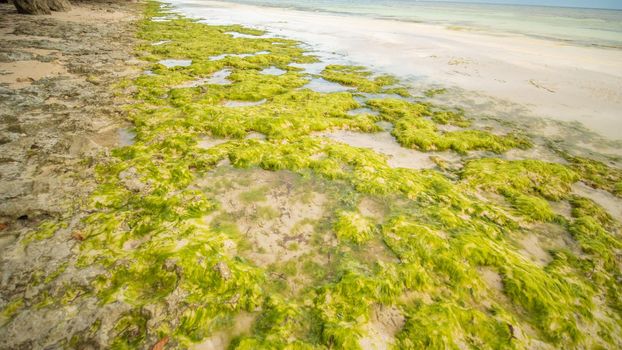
[171,0,622,140]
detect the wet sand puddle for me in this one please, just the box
[289,62,328,75]
[117,128,136,146]
[302,77,352,93]
[572,182,622,220]
[347,107,379,117]
[260,66,286,76]
[319,123,459,170]
[174,69,233,88]
[158,59,192,67]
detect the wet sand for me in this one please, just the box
[170,0,622,140]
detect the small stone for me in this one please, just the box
[151,336,169,350]
[71,231,84,241]
[227,293,240,307]
[214,261,231,280]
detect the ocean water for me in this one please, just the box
[203,0,622,48]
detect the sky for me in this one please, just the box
[437,0,622,10]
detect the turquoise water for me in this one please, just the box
[213,0,622,48]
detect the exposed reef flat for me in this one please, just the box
[0,1,621,349]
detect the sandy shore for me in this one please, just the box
[170,0,622,140]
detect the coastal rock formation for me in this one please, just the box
[13,0,71,15]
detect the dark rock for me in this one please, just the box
[13,0,70,15]
[13,0,52,15]
[47,0,70,12]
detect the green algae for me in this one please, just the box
[365,98,526,154]
[21,221,65,246]
[320,65,399,93]
[462,158,579,201]
[333,210,376,244]
[424,87,448,98]
[0,299,23,327]
[507,193,557,222]
[562,152,622,197]
[392,116,530,154]
[10,1,622,349]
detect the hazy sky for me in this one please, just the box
[437,0,622,10]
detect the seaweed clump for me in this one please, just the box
[320,64,401,94]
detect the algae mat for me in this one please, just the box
[1,1,622,349]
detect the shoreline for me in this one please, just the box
[170,0,622,141]
[198,0,622,49]
[1,1,621,349]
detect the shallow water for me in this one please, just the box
[302,78,352,93]
[347,107,379,117]
[200,0,622,48]
[118,128,136,146]
[151,16,173,22]
[208,68,232,84]
[289,62,327,75]
[174,69,233,88]
[197,136,228,149]
[158,59,192,67]
[260,66,286,76]
[245,131,267,139]
[502,143,568,164]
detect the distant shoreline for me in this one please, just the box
[176,0,622,49]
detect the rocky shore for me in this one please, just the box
[0,1,138,243]
[1,1,141,348]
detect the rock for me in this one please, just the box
[119,167,148,193]
[13,0,70,15]
[47,0,71,12]
[214,261,231,280]
[14,0,52,15]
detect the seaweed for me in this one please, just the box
[320,65,398,93]
[333,210,376,244]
